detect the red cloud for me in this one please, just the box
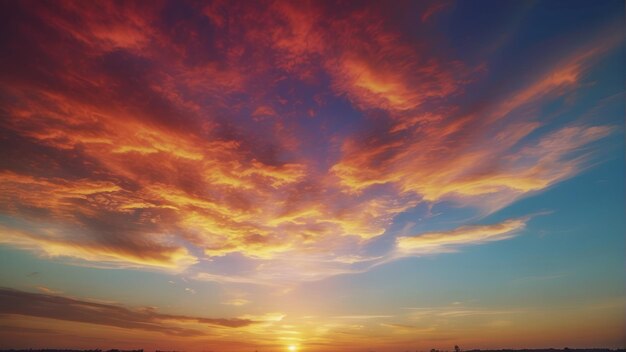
[0,0,619,283]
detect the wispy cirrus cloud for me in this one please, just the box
[0,0,619,284]
[222,298,251,307]
[397,219,527,255]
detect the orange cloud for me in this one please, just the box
[222,298,251,306]
[0,225,196,270]
[330,35,617,213]
[0,0,619,285]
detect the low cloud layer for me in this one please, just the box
[0,288,255,336]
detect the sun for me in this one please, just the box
[288,345,297,352]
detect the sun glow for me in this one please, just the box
[288,345,298,352]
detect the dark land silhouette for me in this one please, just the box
[0,349,624,352]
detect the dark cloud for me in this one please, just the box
[0,325,57,334]
[0,288,255,337]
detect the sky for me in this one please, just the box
[0,0,624,351]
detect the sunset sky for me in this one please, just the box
[0,0,624,351]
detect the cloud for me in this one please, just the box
[0,288,255,337]
[420,1,452,22]
[330,36,617,211]
[334,315,394,320]
[0,325,58,335]
[35,286,62,295]
[397,219,526,254]
[0,0,619,284]
[191,216,527,284]
[222,298,251,307]
[404,305,522,320]
[0,224,197,271]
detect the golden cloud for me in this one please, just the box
[397,219,527,254]
[0,0,618,284]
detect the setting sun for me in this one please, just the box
[288,345,297,352]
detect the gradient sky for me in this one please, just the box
[0,0,624,351]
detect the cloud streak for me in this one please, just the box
[0,288,255,337]
[397,219,527,255]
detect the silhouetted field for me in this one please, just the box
[0,349,624,352]
[465,350,626,352]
